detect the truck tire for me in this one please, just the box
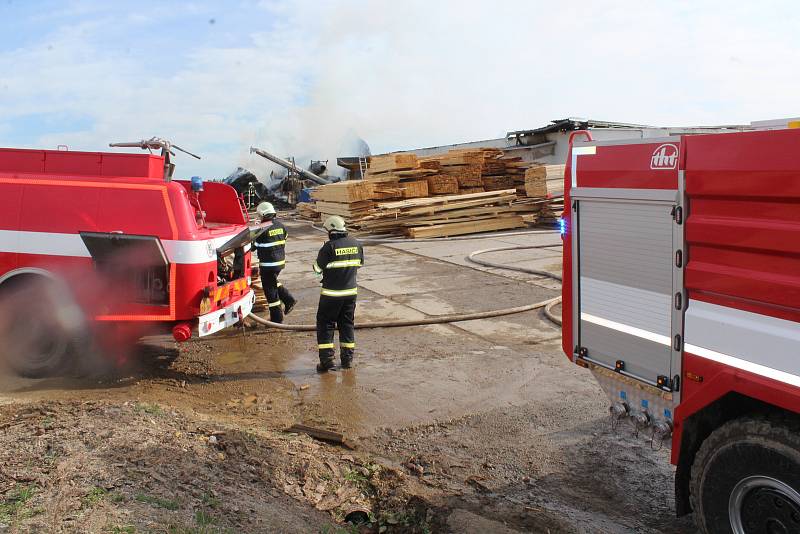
[0,276,81,377]
[690,416,800,534]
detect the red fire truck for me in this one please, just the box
[0,139,255,376]
[562,119,800,533]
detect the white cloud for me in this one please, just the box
[1,0,799,178]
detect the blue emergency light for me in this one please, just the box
[191,176,204,192]
[558,217,566,236]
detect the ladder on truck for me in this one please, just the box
[358,156,369,179]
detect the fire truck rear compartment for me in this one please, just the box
[570,176,684,437]
[576,199,675,383]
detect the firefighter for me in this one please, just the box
[254,202,296,323]
[313,215,364,372]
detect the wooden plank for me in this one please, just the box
[311,181,373,202]
[364,169,438,182]
[296,202,318,220]
[524,164,566,198]
[315,200,374,218]
[374,194,517,218]
[362,204,530,229]
[399,180,429,198]
[441,164,482,187]
[406,216,526,238]
[393,168,437,178]
[369,178,402,200]
[367,153,419,173]
[374,189,517,209]
[419,159,442,171]
[403,213,521,227]
[482,175,514,191]
[459,187,485,194]
[286,424,355,449]
[426,175,459,195]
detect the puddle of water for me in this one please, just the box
[216,351,246,365]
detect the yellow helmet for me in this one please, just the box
[256,202,276,218]
[323,215,346,232]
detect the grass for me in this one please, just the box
[107,526,136,534]
[344,464,381,494]
[83,486,108,507]
[166,518,235,534]
[194,510,215,526]
[133,403,165,416]
[200,492,220,509]
[320,525,359,534]
[343,469,369,486]
[0,484,40,525]
[84,486,124,507]
[369,509,434,534]
[134,493,179,510]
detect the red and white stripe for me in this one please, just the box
[0,230,246,265]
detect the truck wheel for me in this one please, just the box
[690,416,800,534]
[0,277,80,377]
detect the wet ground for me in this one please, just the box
[0,220,697,533]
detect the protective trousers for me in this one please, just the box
[316,295,356,366]
[260,270,295,323]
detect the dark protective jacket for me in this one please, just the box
[254,219,287,272]
[313,233,364,297]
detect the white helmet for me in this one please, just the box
[256,202,276,218]
[323,215,346,232]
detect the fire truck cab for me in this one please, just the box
[563,119,800,533]
[0,143,255,376]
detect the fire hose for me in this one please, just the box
[247,236,563,330]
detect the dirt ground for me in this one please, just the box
[0,220,697,533]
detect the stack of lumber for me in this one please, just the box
[524,164,565,198]
[523,164,565,226]
[481,175,515,191]
[478,151,527,193]
[298,150,567,236]
[367,153,419,173]
[425,174,459,195]
[296,201,318,220]
[311,180,374,221]
[311,180,372,202]
[524,165,564,226]
[430,150,484,193]
[361,154,441,196]
[371,180,429,199]
[358,189,528,238]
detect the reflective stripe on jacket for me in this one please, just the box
[313,234,364,297]
[254,219,287,270]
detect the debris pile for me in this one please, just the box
[300,150,565,237]
[0,401,443,533]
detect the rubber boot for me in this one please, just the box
[269,304,284,324]
[340,350,354,369]
[316,359,335,373]
[317,349,335,373]
[279,286,296,315]
[283,296,296,316]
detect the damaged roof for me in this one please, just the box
[507,117,654,138]
[507,117,750,138]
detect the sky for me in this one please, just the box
[0,0,798,179]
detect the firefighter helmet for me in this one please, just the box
[323,215,347,232]
[256,202,276,218]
